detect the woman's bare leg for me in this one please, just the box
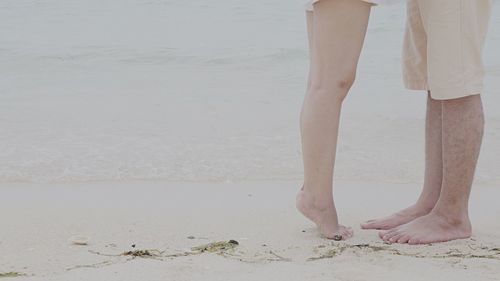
[296,0,371,240]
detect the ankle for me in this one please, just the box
[298,189,333,211]
[415,192,440,211]
[430,208,471,227]
[413,200,436,214]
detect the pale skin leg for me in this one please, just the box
[381,94,483,244]
[362,93,443,230]
[296,0,371,240]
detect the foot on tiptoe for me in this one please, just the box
[296,187,353,240]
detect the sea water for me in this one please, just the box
[0,0,499,184]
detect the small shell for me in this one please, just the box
[69,235,90,245]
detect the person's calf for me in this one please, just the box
[423,94,485,239]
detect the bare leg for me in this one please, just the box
[381,95,483,244]
[362,93,443,230]
[296,0,371,240]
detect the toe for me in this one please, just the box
[378,229,392,239]
[397,234,411,244]
[325,226,353,241]
[344,228,354,238]
[360,220,376,229]
[408,238,421,245]
[389,232,404,243]
[379,228,397,240]
[339,233,350,240]
[383,233,398,242]
[340,226,354,240]
[382,230,399,242]
[362,220,391,230]
[384,228,404,242]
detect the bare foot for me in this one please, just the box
[361,204,433,230]
[296,187,353,240]
[379,211,472,245]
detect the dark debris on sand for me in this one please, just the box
[122,249,163,258]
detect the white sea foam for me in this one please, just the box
[0,0,499,183]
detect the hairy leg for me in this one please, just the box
[381,95,483,244]
[362,93,443,230]
[297,0,371,240]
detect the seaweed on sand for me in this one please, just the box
[0,272,24,278]
[308,244,392,261]
[190,240,239,253]
[68,249,163,271]
[122,249,163,258]
[163,240,240,258]
[75,239,293,270]
[88,240,240,260]
[307,243,500,262]
[88,248,164,259]
[429,251,500,261]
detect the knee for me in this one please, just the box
[308,74,356,103]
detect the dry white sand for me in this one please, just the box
[1,180,499,281]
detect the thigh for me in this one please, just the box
[310,0,371,87]
[402,0,428,89]
[306,11,314,60]
[419,0,493,100]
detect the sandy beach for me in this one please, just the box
[1,0,500,280]
[1,180,500,281]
